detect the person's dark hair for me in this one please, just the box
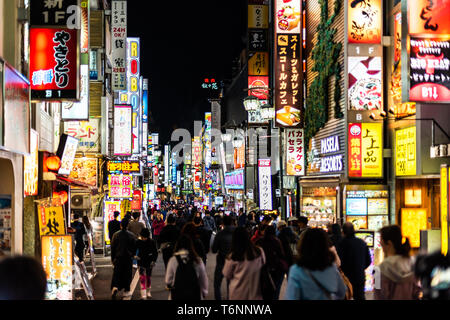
[174,234,200,262]
[296,228,334,271]
[264,225,276,238]
[0,256,47,300]
[73,213,79,220]
[181,222,198,239]
[223,215,233,226]
[121,217,130,229]
[167,214,176,224]
[125,212,132,220]
[82,216,91,229]
[113,211,120,218]
[380,225,411,258]
[132,211,140,220]
[298,216,308,225]
[140,228,150,239]
[342,222,355,237]
[193,216,202,226]
[329,223,343,246]
[229,227,261,262]
[262,215,272,223]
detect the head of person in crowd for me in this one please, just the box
[277,220,287,231]
[229,227,261,261]
[296,228,335,271]
[0,256,47,300]
[73,213,80,221]
[263,225,277,239]
[120,217,130,230]
[140,228,150,240]
[238,208,244,216]
[261,215,273,226]
[342,222,356,238]
[195,211,202,218]
[113,211,120,220]
[327,223,343,245]
[222,214,235,227]
[298,216,309,229]
[257,223,268,237]
[380,225,411,258]
[132,211,140,221]
[181,222,198,240]
[166,214,176,225]
[174,234,200,262]
[125,211,132,221]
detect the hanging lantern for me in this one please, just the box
[53,191,68,204]
[46,156,61,171]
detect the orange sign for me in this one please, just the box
[24,130,39,196]
[248,52,269,76]
[408,0,450,35]
[348,0,382,43]
[401,208,428,248]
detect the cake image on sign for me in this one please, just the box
[277,1,301,31]
[276,106,301,126]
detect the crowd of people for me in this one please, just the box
[105,202,427,301]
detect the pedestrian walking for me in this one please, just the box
[284,228,346,300]
[128,211,145,238]
[237,208,246,227]
[159,214,181,269]
[70,213,86,262]
[165,234,208,300]
[245,211,258,236]
[277,220,295,273]
[222,227,266,300]
[152,212,165,249]
[193,216,211,259]
[203,210,216,232]
[111,218,137,300]
[180,222,207,265]
[108,211,121,242]
[336,222,371,300]
[211,215,236,300]
[256,225,288,300]
[375,225,421,300]
[136,228,158,300]
[251,223,267,244]
[82,215,94,253]
[297,216,309,236]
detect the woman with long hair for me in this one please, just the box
[222,227,266,300]
[180,222,206,264]
[284,228,346,300]
[375,225,421,300]
[165,234,208,300]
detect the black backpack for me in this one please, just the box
[171,255,202,300]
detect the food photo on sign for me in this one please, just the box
[275,0,301,33]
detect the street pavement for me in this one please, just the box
[86,251,288,300]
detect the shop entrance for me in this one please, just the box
[0,158,15,255]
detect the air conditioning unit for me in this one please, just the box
[71,194,91,210]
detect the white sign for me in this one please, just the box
[64,118,101,153]
[285,129,305,176]
[258,159,273,211]
[58,135,79,176]
[61,65,89,120]
[113,105,132,155]
[111,0,127,91]
[126,38,141,154]
[164,145,169,186]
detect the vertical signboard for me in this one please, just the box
[348,123,383,178]
[24,129,39,196]
[3,62,30,155]
[285,128,305,176]
[258,159,273,211]
[204,112,212,168]
[441,165,449,255]
[347,0,382,44]
[111,0,127,91]
[395,126,416,176]
[164,145,169,186]
[64,118,101,153]
[30,27,79,100]
[108,174,132,198]
[80,0,89,54]
[274,0,302,128]
[113,105,132,156]
[126,38,141,154]
[61,65,89,120]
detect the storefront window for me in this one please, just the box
[301,187,337,229]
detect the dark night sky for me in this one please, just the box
[127,1,247,145]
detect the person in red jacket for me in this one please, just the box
[151,212,165,249]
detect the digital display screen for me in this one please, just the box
[346,198,367,216]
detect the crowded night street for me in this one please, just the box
[0,0,450,315]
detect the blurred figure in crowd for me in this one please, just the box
[108,211,121,242]
[136,228,158,300]
[159,214,181,269]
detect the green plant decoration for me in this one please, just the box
[304,0,343,151]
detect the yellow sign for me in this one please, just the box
[248,5,269,29]
[396,127,416,176]
[38,206,66,236]
[248,52,269,76]
[441,165,449,255]
[401,208,427,248]
[361,123,383,177]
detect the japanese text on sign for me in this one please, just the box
[285,129,305,176]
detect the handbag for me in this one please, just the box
[305,269,336,300]
[338,267,353,300]
[260,263,276,300]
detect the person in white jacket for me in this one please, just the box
[165,234,208,300]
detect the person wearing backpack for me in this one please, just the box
[165,234,208,300]
[284,228,346,300]
[135,228,158,299]
[159,214,181,269]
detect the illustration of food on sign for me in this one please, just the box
[276,106,301,126]
[277,0,301,31]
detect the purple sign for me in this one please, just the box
[225,169,244,190]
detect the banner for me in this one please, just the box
[64,118,100,153]
[258,159,273,211]
[24,130,39,196]
[395,126,416,176]
[108,174,133,198]
[113,105,132,156]
[111,0,127,91]
[107,160,141,174]
[408,0,450,35]
[104,201,121,244]
[347,0,382,44]
[37,205,66,236]
[285,129,305,176]
[126,38,141,154]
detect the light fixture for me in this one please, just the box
[379,110,387,118]
[221,133,232,142]
[369,112,376,120]
[260,103,275,121]
[232,136,244,149]
[243,95,260,111]
[388,107,395,115]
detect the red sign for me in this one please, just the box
[30,27,78,100]
[248,76,269,100]
[131,190,142,210]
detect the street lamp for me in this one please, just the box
[232,135,244,149]
[243,95,261,111]
[221,132,232,143]
[260,103,275,121]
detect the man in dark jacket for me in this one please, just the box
[336,222,372,300]
[211,215,236,300]
[193,216,211,257]
[237,208,246,227]
[159,214,180,269]
[108,211,121,242]
[111,218,137,300]
[71,213,86,262]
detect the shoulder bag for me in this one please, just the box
[305,269,336,300]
